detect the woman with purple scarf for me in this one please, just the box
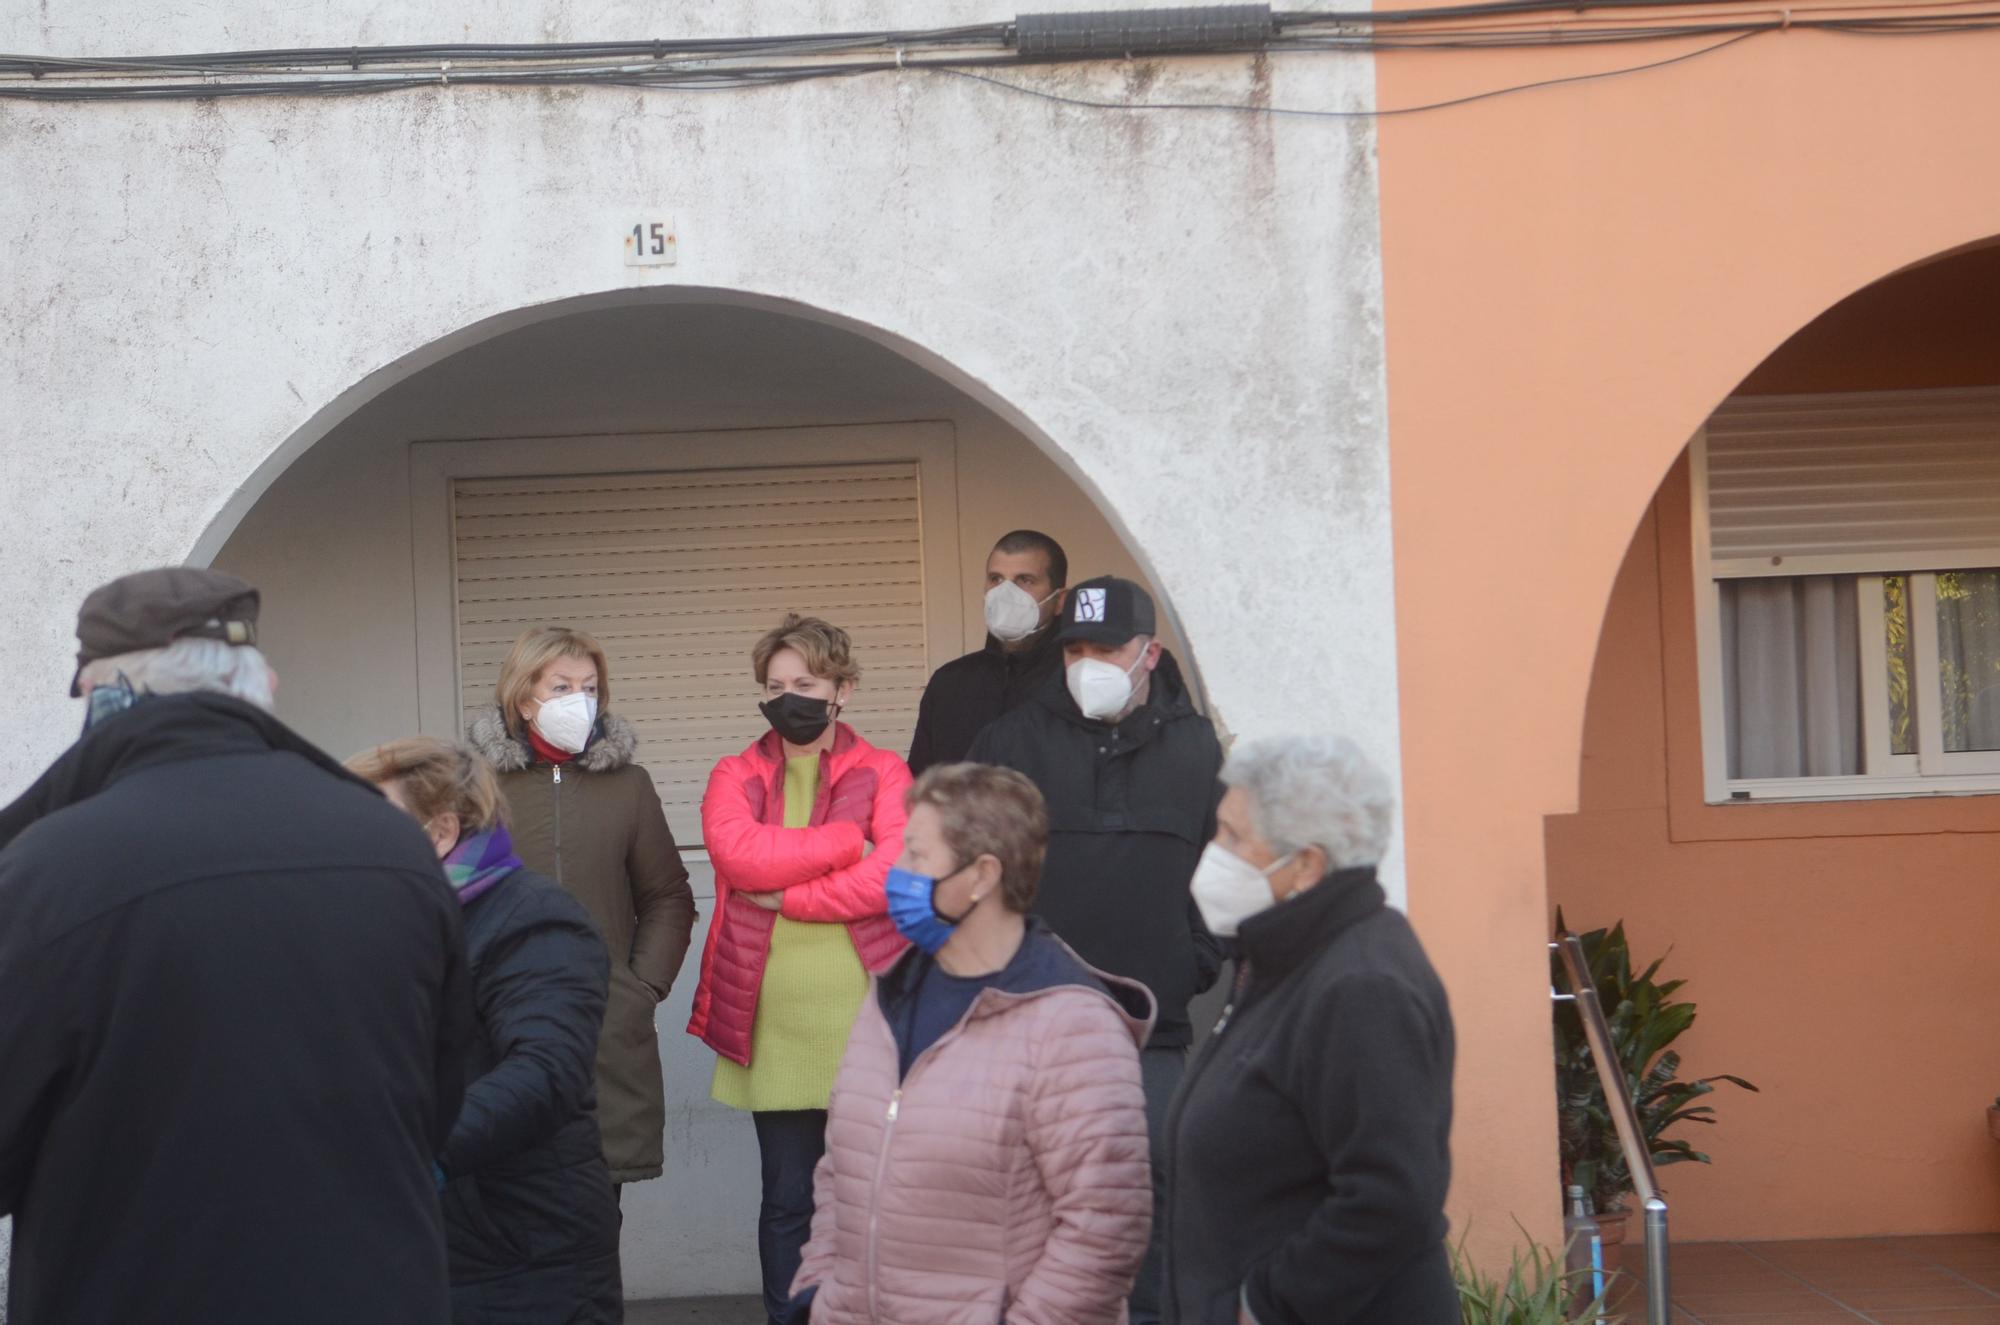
[349,737,624,1324]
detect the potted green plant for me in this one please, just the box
[1451,1226,1613,1324]
[1552,916,1757,1263]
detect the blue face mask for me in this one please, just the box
[885,863,977,955]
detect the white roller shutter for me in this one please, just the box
[452,462,929,845]
[1704,387,2000,577]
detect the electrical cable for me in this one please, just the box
[1279,0,1947,24]
[931,29,1765,116]
[0,24,1013,75]
[2,6,1996,108]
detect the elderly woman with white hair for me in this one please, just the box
[1161,734,1457,1325]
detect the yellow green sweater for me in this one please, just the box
[710,755,868,1112]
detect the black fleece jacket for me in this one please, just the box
[965,651,1222,1047]
[907,625,1064,775]
[1161,868,1458,1325]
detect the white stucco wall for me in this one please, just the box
[1,0,1390,1306]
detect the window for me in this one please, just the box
[1692,387,2000,801]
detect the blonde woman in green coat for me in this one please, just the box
[469,625,697,1189]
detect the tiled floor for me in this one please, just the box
[625,1295,762,1324]
[621,1240,2000,1323]
[1642,1236,2000,1322]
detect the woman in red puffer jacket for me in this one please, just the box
[687,613,910,1325]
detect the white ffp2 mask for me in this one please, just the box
[1065,651,1148,722]
[1190,843,1298,937]
[984,581,1058,643]
[532,692,598,754]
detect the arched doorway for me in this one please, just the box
[201,294,1198,1300]
[1547,239,2000,1253]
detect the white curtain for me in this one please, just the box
[1721,576,1861,778]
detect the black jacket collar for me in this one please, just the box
[0,693,375,852]
[982,623,1062,671]
[1236,866,1387,983]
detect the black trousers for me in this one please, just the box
[753,1109,828,1325]
[1132,1045,1187,1325]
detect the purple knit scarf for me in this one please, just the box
[441,823,521,907]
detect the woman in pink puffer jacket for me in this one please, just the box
[786,762,1155,1325]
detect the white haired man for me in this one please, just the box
[0,567,474,1325]
[1162,734,1456,1325]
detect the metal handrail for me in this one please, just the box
[1551,934,1671,1325]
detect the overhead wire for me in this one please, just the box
[0,3,1995,110]
[933,29,1766,116]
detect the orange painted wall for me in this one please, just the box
[1372,10,2000,1255]
[1549,467,2000,1239]
[1545,249,2000,1238]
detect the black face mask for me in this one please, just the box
[760,691,836,746]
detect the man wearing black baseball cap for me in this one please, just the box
[0,567,474,1325]
[967,574,1223,1325]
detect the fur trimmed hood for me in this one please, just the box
[466,704,639,774]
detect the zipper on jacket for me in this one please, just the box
[1208,960,1253,1036]
[867,1086,903,1322]
[858,996,1022,1323]
[551,764,564,885]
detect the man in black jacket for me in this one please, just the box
[966,575,1222,1325]
[0,567,475,1325]
[907,529,1069,775]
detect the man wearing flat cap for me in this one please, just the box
[967,575,1224,1325]
[0,567,475,1325]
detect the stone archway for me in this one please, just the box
[196,290,1212,1300]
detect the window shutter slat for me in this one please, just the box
[1706,388,2000,575]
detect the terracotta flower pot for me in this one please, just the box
[1987,1104,2000,1142]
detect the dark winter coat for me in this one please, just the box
[1162,867,1457,1325]
[0,693,473,1325]
[470,706,697,1183]
[443,865,622,1324]
[965,650,1223,1046]
[906,626,1063,775]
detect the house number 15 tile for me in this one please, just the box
[624,218,677,266]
